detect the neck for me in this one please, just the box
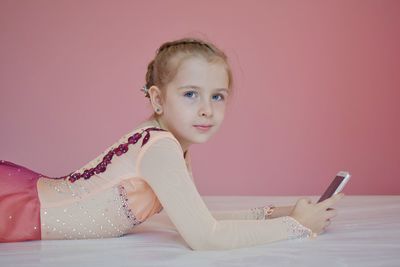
[152,116,189,157]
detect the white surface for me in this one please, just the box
[1,195,399,267]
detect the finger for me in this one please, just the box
[298,197,312,206]
[302,197,312,202]
[311,232,318,239]
[317,193,344,210]
[325,209,338,218]
[325,219,331,229]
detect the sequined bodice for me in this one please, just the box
[37,126,168,240]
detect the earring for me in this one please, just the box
[155,108,161,114]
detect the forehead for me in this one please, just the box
[168,56,229,90]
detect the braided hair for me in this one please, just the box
[143,37,233,99]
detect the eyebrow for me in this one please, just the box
[178,85,229,93]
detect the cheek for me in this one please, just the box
[166,101,191,122]
[164,97,183,113]
[214,102,227,113]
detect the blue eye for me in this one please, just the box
[183,91,225,101]
[213,94,225,101]
[184,91,197,98]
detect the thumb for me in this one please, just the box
[300,197,312,204]
[336,192,345,199]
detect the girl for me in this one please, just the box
[0,37,344,250]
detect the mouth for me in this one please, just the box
[193,125,213,131]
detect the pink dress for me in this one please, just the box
[0,121,312,250]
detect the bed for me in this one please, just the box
[1,195,399,267]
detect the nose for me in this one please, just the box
[199,98,213,117]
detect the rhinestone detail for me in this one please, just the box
[250,204,275,220]
[117,185,142,227]
[250,207,266,220]
[55,127,166,183]
[282,216,312,239]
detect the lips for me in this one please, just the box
[193,124,213,131]
[194,125,213,127]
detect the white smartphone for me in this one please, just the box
[317,171,351,203]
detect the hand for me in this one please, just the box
[267,205,294,219]
[289,193,345,235]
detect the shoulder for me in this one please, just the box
[135,127,185,171]
[133,127,181,151]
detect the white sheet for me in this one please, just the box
[1,195,399,267]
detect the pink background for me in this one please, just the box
[1,0,399,196]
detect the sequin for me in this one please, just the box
[282,216,312,239]
[40,184,141,240]
[38,126,167,240]
[117,185,142,227]
[250,207,265,220]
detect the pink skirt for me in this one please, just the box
[0,160,43,242]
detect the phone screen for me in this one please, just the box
[317,175,345,203]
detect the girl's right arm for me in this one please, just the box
[138,135,313,251]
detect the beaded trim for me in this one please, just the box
[117,184,142,227]
[57,127,166,183]
[282,216,312,239]
[250,207,265,220]
[250,204,275,220]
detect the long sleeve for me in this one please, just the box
[137,135,312,251]
[183,150,271,221]
[210,208,267,220]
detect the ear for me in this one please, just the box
[148,85,164,112]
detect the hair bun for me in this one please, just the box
[141,84,150,98]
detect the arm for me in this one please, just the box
[210,209,264,220]
[210,205,293,220]
[138,136,311,251]
[268,205,294,219]
[185,147,295,221]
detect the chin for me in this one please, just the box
[192,132,215,144]
[193,136,211,144]
[189,124,220,143]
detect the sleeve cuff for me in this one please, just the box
[282,216,313,239]
[250,204,276,220]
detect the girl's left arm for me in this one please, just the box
[210,205,294,220]
[138,136,312,250]
[184,150,294,220]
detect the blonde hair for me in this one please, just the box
[144,37,234,101]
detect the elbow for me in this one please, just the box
[179,224,216,251]
[188,237,233,251]
[187,239,218,251]
[185,234,213,251]
[188,242,208,251]
[185,223,232,251]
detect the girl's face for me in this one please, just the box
[158,56,229,152]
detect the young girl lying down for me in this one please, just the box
[0,37,344,250]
